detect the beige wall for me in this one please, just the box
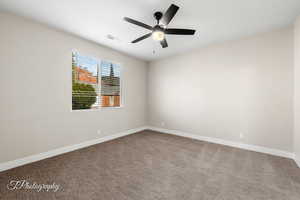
[0,12,296,164]
[0,12,148,163]
[294,16,300,162]
[148,27,294,152]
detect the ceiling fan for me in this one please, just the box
[124,4,196,48]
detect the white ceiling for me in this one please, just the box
[1,0,300,61]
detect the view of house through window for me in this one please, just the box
[72,52,121,110]
[100,60,121,107]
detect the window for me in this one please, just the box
[100,61,121,107]
[72,52,121,110]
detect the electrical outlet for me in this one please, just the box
[239,132,244,139]
[97,130,102,135]
[161,122,165,127]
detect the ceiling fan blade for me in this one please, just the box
[161,4,179,25]
[124,17,153,30]
[132,33,152,43]
[165,28,196,35]
[160,38,168,48]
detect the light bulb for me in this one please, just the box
[152,31,165,41]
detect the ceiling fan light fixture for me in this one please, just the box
[124,4,195,48]
[152,30,165,41]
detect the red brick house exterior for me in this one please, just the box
[73,66,98,85]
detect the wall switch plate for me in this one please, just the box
[161,122,165,127]
[97,130,102,135]
[239,132,244,139]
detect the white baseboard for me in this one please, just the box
[0,126,147,172]
[1,126,297,172]
[146,126,295,159]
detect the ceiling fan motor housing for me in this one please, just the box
[153,25,164,32]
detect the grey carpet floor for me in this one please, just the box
[0,130,300,200]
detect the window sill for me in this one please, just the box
[71,106,123,112]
